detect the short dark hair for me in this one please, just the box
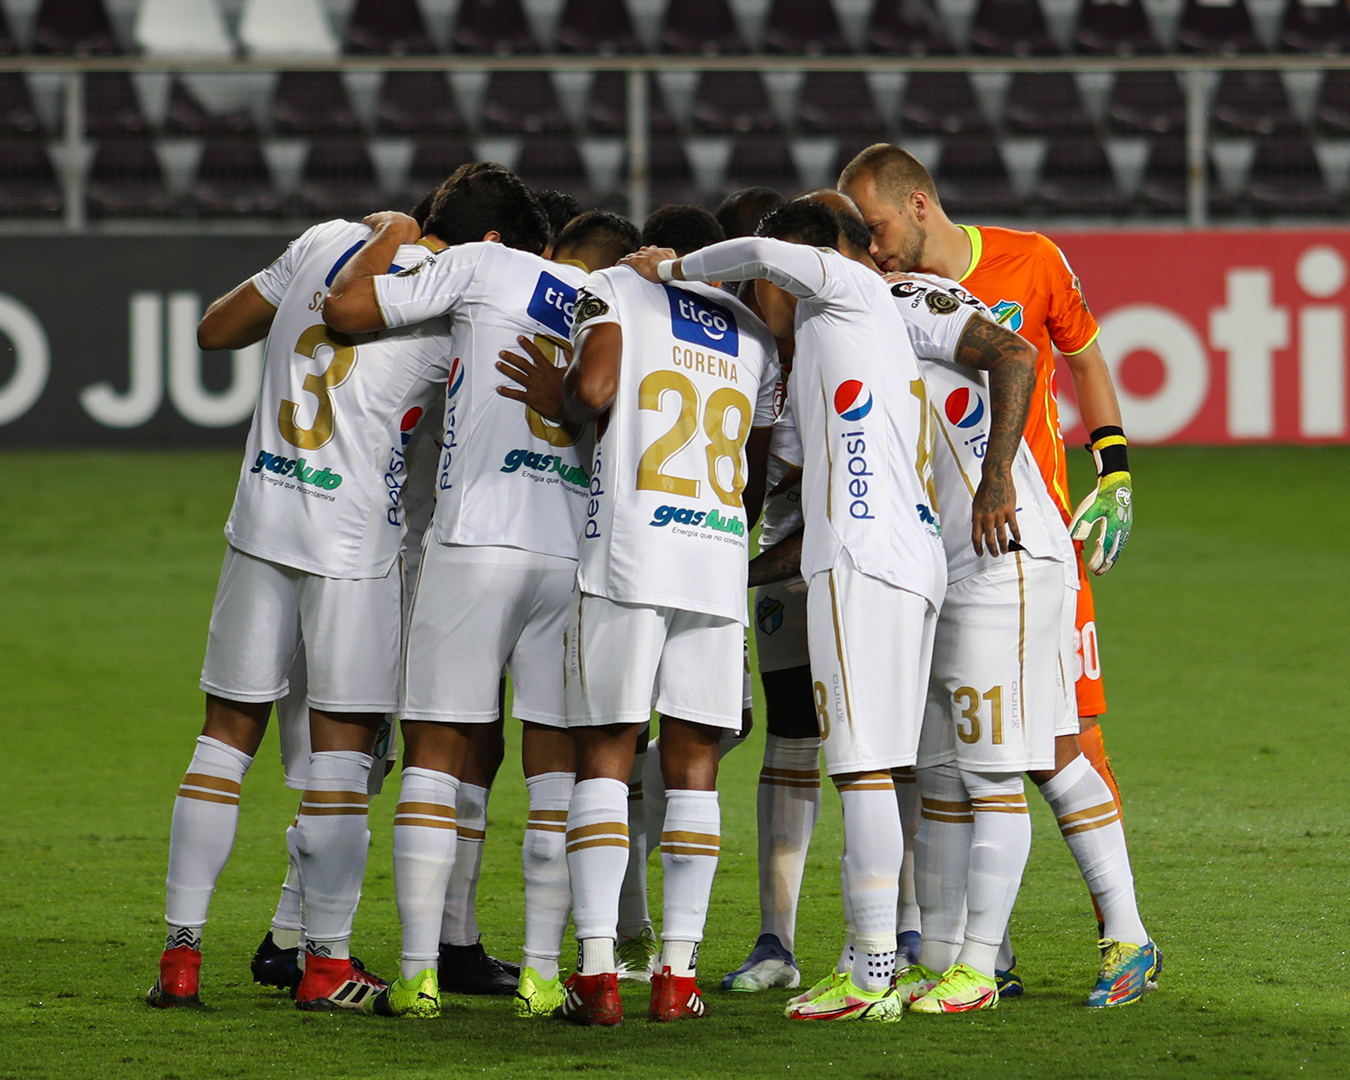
[536,189,581,243]
[552,210,641,270]
[716,186,786,240]
[756,200,839,249]
[409,188,437,229]
[838,143,939,204]
[642,204,725,257]
[424,162,550,255]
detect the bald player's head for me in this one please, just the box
[716,186,786,240]
[837,143,943,273]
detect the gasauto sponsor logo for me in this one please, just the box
[251,449,342,489]
[649,503,746,537]
[500,447,589,488]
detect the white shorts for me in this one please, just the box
[753,575,810,673]
[807,553,938,775]
[200,545,402,713]
[402,543,575,726]
[1057,580,1083,738]
[565,591,745,732]
[918,554,1069,773]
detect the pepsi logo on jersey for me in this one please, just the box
[944,386,985,429]
[666,287,740,357]
[834,380,873,422]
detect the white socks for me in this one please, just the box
[658,789,721,976]
[270,857,303,950]
[441,782,487,947]
[392,766,458,979]
[915,763,972,974]
[958,771,1031,979]
[756,735,821,953]
[835,772,902,962]
[165,735,253,947]
[616,745,651,941]
[523,771,575,981]
[567,777,629,974]
[1040,754,1149,946]
[894,769,922,938]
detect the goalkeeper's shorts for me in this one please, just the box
[1072,551,1108,719]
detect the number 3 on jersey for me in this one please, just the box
[636,370,753,507]
[525,334,583,448]
[278,324,358,451]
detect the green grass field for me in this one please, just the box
[1,446,1348,1080]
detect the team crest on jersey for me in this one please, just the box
[834,380,873,422]
[925,291,960,315]
[990,299,1024,332]
[944,386,985,429]
[666,287,740,357]
[573,290,609,329]
[756,594,784,635]
[527,271,579,338]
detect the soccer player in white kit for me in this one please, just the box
[322,164,597,1019]
[147,215,454,1012]
[509,204,780,1025]
[628,198,1029,1021]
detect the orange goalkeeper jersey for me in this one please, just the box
[955,224,1099,524]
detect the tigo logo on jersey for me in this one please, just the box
[990,299,1024,333]
[834,380,873,422]
[944,387,985,429]
[666,287,740,356]
[527,272,579,339]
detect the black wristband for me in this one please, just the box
[1086,425,1129,476]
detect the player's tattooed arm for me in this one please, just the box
[497,335,566,421]
[956,314,1037,556]
[323,211,422,333]
[747,526,803,588]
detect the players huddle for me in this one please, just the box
[147,147,1158,1026]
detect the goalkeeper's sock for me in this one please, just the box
[440,782,487,947]
[1079,723,1125,818]
[165,736,253,939]
[1039,754,1148,947]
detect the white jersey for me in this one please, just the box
[225,220,452,579]
[895,274,1078,588]
[373,242,591,561]
[680,238,948,606]
[759,408,803,549]
[569,265,779,624]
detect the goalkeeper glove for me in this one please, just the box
[1069,426,1132,576]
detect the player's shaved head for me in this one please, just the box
[800,189,872,258]
[642,204,725,257]
[716,186,786,240]
[552,210,641,272]
[424,162,550,255]
[837,143,938,208]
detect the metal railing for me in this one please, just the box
[6,52,1350,230]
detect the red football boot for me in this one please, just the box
[294,953,387,1012]
[554,972,623,1026]
[146,945,203,1008]
[649,967,708,1022]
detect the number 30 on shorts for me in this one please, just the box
[953,684,1005,745]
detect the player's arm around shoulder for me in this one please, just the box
[322,211,423,334]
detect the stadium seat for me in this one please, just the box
[164,76,255,134]
[1135,136,1234,216]
[692,72,780,134]
[405,134,477,205]
[725,135,800,194]
[1004,73,1093,134]
[0,75,45,134]
[452,0,540,54]
[344,0,437,55]
[1316,70,1350,133]
[377,72,463,133]
[557,0,643,55]
[661,0,748,55]
[86,135,177,217]
[763,0,851,56]
[1211,70,1301,136]
[1247,136,1341,215]
[1074,0,1162,55]
[797,72,885,134]
[1037,138,1130,215]
[1281,0,1350,55]
[968,0,1059,57]
[867,0,955,55]
[1107,71,1185,134]
[192,133,284,216]
[649,139,699,205]
[931,136,1022,215]
[0,4,17,55]
[0,134,62,216]
[901,73,991,134]
[297,136,383,219]
[85,73,151,135]
[1175,0,1262,55]
[33,0,120,54]
[516,135,590,198]
[238,0,339,57]
[134,0,234,57]
[586,71,677,134]
[273,72,361,134]
[482,72,569,133]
